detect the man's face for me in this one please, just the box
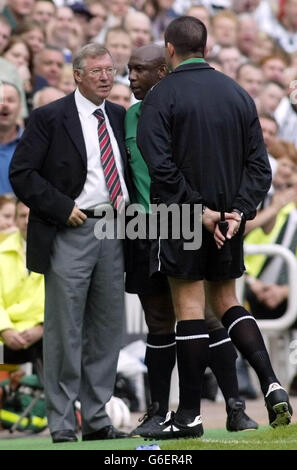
[237,65,264,98]
[105,32,132,71]
[219,48,242,79]
[22,28,45,55]
[262,58,286,84]
[35,49,65,87]
[127,17,152,49]
[89,3,107,33]
[55,7,74,35]
[109,0,130,18]
[258,84,284,114]
[259,117,278,151]
[32,1,56,25]
[108,83,131,110]
[128,55,160,100]
[8,0,34,17]
[273,158,297,191]
[0,84,21,132]
[15,202,29,240]
[75,54,115,105]
[0,22,11,54]
[213,17,238,47]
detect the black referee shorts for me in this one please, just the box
[125,237,170,295]
[149,222,246,282]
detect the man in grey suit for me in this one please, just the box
[9,43,130,443]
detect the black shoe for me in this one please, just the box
[170,413,204,440]
[51,430,78,443]
[130,402,171,439]
[265,383,293,428]
[226,398,258,432]
[82,425,129,441]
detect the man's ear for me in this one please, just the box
[166,42,175,58]
[73,69,82,83]
[158,63,169,79]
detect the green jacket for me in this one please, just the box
[125,101,151,213]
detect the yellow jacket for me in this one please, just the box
[0,231,44,337]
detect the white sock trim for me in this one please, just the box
[209,338,231,348]
[175,334,209,340]
[146,341,176,349]
[227,315,256,335]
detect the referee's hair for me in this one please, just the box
[164,16,207,59]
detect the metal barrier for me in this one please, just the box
[244,243,297,387]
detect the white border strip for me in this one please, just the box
[209,338,231,348]
[176,334,209,340]
[227,315,256,335]
[146,342,176,349]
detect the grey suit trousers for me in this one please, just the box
[43,218,124,434]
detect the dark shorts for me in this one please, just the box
[150,222,246,282]
[3,339,43,365]
[125,237,170,295]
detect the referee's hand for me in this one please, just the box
[67,205,87,227]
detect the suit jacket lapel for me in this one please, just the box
[63,92,87,168]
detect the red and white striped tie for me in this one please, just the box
[94,109,124,211]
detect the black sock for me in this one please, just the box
[221,306,279,394]
[209,328,240,407]
[176,319,209,417]
[145,333,176,417]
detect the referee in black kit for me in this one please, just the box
[137,16,292,438]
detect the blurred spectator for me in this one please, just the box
[32,86,65,108]
[0,200,44,365]
[31,0,56,26]
[149,0,179,41]
[259,113,279,154]
[2,36,33,92]
[256,80,285,116]
[236,61,264,99]
[105,26,132,85]
[217,46,243,79]
[124,11,153,49]
[250,31,278,64]
[274,68,297,148]
[58,63,75,95]
[236,13,258,58]
[34,46,65,88]
[46,6,84,60]
[259,0,297,54]
[2,0,35,31]
[0,194,17,241]
[0,14,12,54]
[260,54,290,85]
[14,18,46,56]
[244,145,297,321]
[107,0,131,29]
[108,81,131,109]
[86,0,108,43]
[186,5,211,30]
[0,57,28,118]
[70,2,94,44]
[0,83,22,195]
[212,10,239,48]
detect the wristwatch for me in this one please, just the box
[232,208,244,220]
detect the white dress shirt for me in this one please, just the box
[74,88,129,209]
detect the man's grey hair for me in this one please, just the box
[72,43,112,71]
